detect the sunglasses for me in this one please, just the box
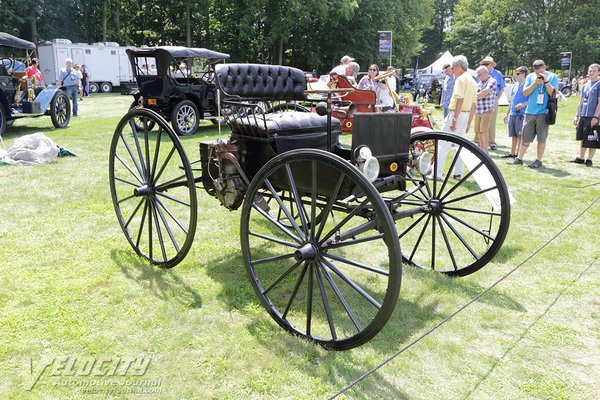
[533,64,544,68]
[369,68,378,71]
[482,63,490,66]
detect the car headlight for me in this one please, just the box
[354,145,379,182]
[416,152,432,175]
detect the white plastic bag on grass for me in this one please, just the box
[2,132,59,165]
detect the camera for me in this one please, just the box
[537,75,544,80]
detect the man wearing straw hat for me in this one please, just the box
[480,56,505,150]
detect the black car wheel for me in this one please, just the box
[130,101,156,131]
[50,90,71,128]
[0,106,6,135]
[170,100,199,136]
[561,87,572,97]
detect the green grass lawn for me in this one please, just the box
[1,94,598,399]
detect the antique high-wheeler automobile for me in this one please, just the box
[0,32,71,135]
[110,63,511,350]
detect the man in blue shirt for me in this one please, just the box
[441,64,455,118]
[571,63,600,167]
[508,59,558,169]
[57,58,79,116]
[502,66,528,159]
[480,56,505,150]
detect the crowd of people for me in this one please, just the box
[328,54,599,170]
[57,58,91,116]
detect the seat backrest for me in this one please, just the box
[215,64,306,100]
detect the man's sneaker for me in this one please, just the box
[585,159,593,167]
[490,143,497,151]
[507,158,523,165]
[452,174,462,180]
[528,159,543,168]
[569,157,585,164]
[501,153,516,158]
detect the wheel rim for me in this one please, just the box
[397,132,510,276]
[241,150,401,350]
[109,109,197,268]
[55,94,68,126]
[175,104,197,134]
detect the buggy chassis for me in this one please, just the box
[110,64,511,350]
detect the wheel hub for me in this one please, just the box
[428,199,443,216]
[134,184,153,197]
[293,243,318,262]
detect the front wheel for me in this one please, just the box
[170,100,199,136]
[89,82,99,94]
[396,132,511,276]
[50,90,71,128]
[561,87,572,97]
[109,108,198,268]
[241,149,402,350]
[0,106,6,135]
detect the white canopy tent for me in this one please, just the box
[420,51,510,105]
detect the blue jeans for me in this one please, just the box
[443,107,449,118]
[65,85,78,115]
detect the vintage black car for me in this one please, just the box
[0,32,71,136]
[126,46,230,136]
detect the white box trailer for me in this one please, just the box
[37,39,135,93]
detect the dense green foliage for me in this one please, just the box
[1,0,597,73]
[0,0,433,72]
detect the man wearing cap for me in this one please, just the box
[508,59,558,168]
[433,55,477,180]
[470,65,497,154]
[441,64,455,118]
[480,56,505,151]
[331,55,354,75]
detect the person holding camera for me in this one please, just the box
[507,59,558,168]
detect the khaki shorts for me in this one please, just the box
[475,111,494,135]
[523,113,549,143]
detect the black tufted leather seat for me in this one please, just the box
[215,64,340,151]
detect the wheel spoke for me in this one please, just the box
[130,120,148,180]
[443,185,499,205]
[318,198,370,246]
[123,198,145,229]
[439,212,480,260]
[155,191,191,207]
[322,253,389,276]
[439,161,485,201]
[321,258,381,309]
[248,230,298,248]
[398,213,428,239]
[444,206,501,217]
[322,233,385,250]
[251,202,302,244]
[155,197,188,234]
[114,176,140,188]
[151,127,163,178]
[262,260,303,295]
[315,265,337,341]
[310,161,317,240]
[442,210,495,241]
[153,146,177,185]
[264,178,305,240]
[437,146,462,198]
[436,215,458,270]
[282,263,309,319]
[117,134,145,181]
[117,193,137,204]
[155,174,188,192]
[135,199,148,249]
[315,172,346,241]
[320,262,363,332]
[147,196,154,259]
[150,199,168,262]
[153,198,180,253]
[306,263,314,335]
[431,212,437,270]
[251,252,295,266]
[285,164,310,237]
[409,214,432,262]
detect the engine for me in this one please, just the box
[203,141,247,211]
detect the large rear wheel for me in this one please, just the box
[396,132,510,276]
[109,108,197,268]
[241,149,401,350]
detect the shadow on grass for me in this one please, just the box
[532,164,571,178]
[1,124,56,140]
[110,249,203,309]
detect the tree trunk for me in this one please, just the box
[186,4,192,47]
[115,3,121,42]
[102,0,109,42]
[29,1,37,44]
[277,38,283,65]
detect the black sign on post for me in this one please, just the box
[560,51,572,81]
[378,31,392,65]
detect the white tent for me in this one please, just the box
[419,51,454,74]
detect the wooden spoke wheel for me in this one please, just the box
[397,132,510,276]
[240,149,401,350]
[109,108,197,268]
